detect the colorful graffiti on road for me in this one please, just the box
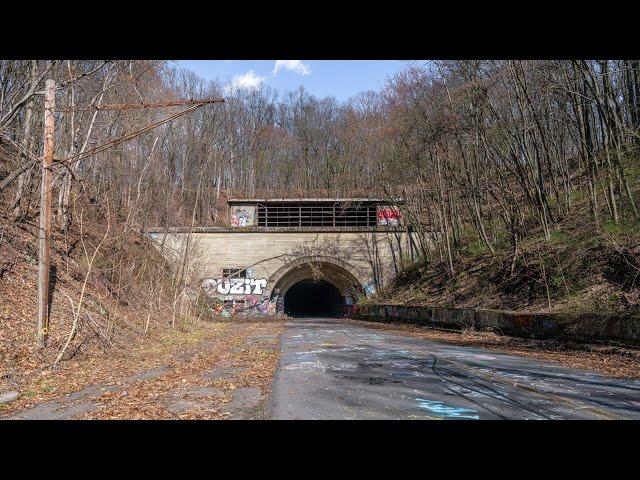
[415,398,480,419]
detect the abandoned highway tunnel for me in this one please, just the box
[148,198,418,318]
[284,280,343,317]
[272,258,364,317]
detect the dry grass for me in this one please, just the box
[0,200,213,393]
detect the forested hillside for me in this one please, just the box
[1,60,639,369]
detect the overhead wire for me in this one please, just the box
[54,102,207,168]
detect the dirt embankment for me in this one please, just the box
[0,206,288,419]
[379,217,640,316]
[0,207,205,397]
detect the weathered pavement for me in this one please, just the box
[268,318,640,419]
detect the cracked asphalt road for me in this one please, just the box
[268,318,640,420]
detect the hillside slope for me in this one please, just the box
[377,155,640,317]
[0,209,202,394]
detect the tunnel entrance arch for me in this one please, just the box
[284,280,344,316]
[267,256,365,317]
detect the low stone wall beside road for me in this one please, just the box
[348,303,640,342]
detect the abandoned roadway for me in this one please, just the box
[268,318,640,420]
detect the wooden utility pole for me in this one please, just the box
[37,79,55,347]
[30,90,223,347]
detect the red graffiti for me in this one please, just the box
[377,207,402,225]
[377,207,402,220]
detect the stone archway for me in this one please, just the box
[266,256,365,317]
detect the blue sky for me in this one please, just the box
[174,60,421,102]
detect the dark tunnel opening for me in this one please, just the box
[283,279,345,317]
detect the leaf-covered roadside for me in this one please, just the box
[1,320,284,419]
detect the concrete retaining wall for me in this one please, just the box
[348,303,640,342]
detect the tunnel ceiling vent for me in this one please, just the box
[227,198,405,229]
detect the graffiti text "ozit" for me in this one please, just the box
[211,278,267,295]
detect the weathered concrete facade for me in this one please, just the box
[149,198,415,316]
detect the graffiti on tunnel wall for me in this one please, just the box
[202,278,267,296]
[210,294,280,318]
[230,205,255,227]
[231,209,249,227]
[377,206,402,226]
[363,281,376,296]
[202,276,279,318]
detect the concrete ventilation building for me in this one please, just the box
[149,198,416,317]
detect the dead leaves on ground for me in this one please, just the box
[1,321,284,419]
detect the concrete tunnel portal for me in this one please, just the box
[150,198,413,318]
[284,279,344,317]
[270,259,364,318]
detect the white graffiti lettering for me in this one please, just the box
[251,278,267,294]
[230,280,244,294]
[202,278,268,296]
[217,279,231,294]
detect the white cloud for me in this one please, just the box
[273,60,311,76]
[225,70,265,93]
